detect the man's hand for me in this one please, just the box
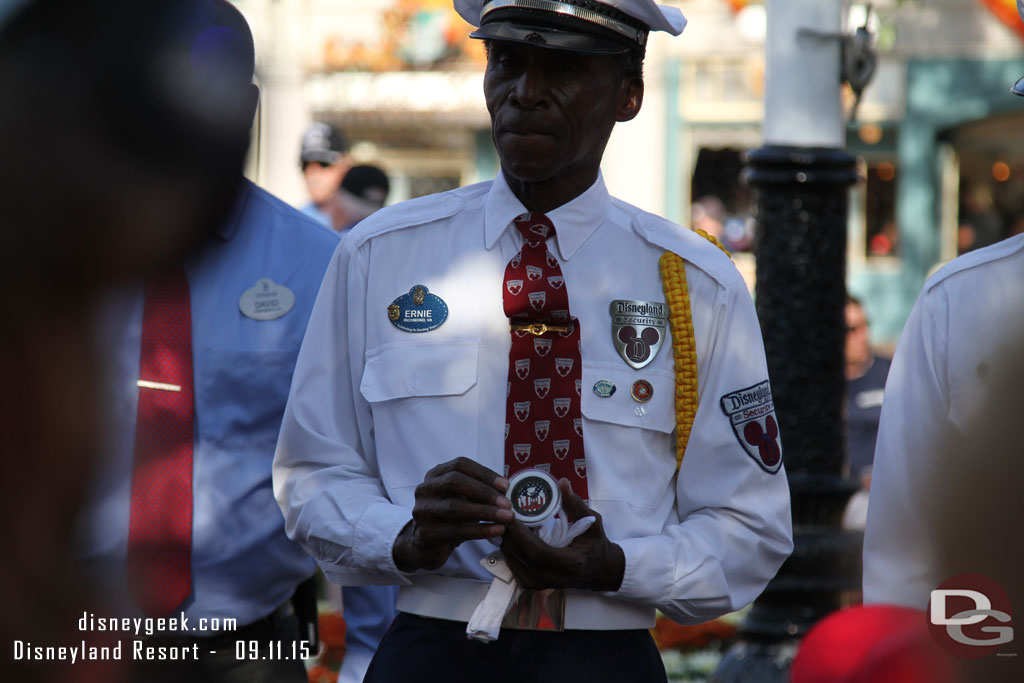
[393,457,513,573]
[500,479,625,592]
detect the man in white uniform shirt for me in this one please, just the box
[863,3,1024,610]
[274,1,792,680]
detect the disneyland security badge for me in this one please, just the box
[466,469,596,642]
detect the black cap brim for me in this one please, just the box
[1013,76,1024,97]
[301,151,343,165]
[470,21,630,55]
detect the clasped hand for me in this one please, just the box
[392,457,624,592]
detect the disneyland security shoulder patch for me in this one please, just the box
[720,380,783,474]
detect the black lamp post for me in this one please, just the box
[712,1,867,679]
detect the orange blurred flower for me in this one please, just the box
[308,664,338,683]
[652,616,738,652]
[319,613,347,648]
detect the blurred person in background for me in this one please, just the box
[957,182,1003,253]
[690,195,725,242]
[841,295,890,530]
[299,121,351,229]
[335,163,390,232]
[72,2,340,681]
[0,0,261,680]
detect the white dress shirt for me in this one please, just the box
[274,172,792,626]
[864,234,1024,607]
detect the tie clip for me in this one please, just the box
[137,380,182,392]
[509,322,568,336]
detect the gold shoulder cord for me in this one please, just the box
[658,229,730,469]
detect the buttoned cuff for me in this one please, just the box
[607,536,675,606]
[353,501,415,584]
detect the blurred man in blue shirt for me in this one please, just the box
[75,3,338,681]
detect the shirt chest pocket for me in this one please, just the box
[360,340,481,490]
[197,347,300,451]
[580,362,678,508]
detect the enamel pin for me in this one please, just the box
[610,300,667,370]
[630,379,653,402]
[387,285,448,333]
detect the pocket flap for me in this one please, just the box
[580,361,676,434]
[360,340,480,403]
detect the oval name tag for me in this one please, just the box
[239,278,295,321]
[387,285,448,333]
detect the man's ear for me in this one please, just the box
[616,76,644,123]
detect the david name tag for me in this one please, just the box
[239,278,295,320]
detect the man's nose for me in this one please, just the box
[509,64,550,109]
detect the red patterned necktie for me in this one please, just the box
[126,265,194,617]
[503,213,587,498]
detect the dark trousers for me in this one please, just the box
[364,613,668,683]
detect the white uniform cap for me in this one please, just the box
[455,0,685,54]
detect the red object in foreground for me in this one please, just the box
[977,0,1024,42]
[790,605,957,683]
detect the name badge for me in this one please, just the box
[239,278,295,320]
[387,285,448,333]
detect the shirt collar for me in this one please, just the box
[214,179,252,241]
[483,170,610,261]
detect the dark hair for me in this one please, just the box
[618,49,644,80]
[208,0,255,82]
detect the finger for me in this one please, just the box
[421,521,506,548]
[417,469,511,508]
[558,478,596,523]
[427,457,509,493]
[501,527,576,590]
[413,498,515,525]
[501,521,561,564]
[502,548,547,590]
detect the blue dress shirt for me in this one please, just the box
[301,201,332,228]
[79,180,339,629]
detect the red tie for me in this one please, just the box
[126,265,194,617]
[503,213,587,498]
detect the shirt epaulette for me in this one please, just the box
[924,233,1024,293]
[622,203,741,290]
[244,180,340,241]
[347,182,490,247]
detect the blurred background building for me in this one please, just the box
[234,0,1024,348]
